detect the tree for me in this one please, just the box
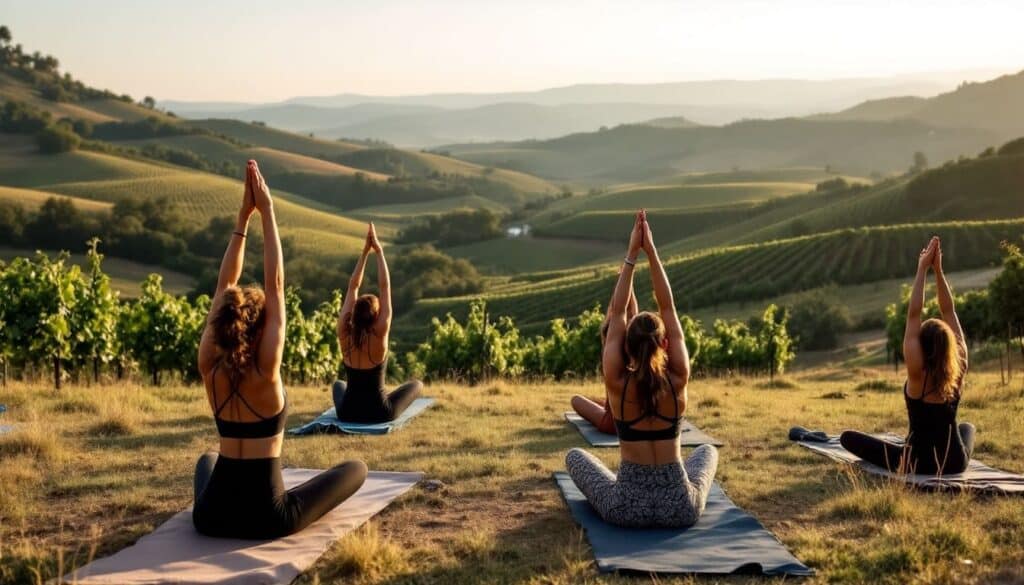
[142,96,156,109]
[787,287,852,350]
[911,151,929,173]
[987,242,1024,367]
[0,26,12,46]
[37,124,80,154]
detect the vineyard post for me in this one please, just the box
[53,355,62,390]
[1007,323,1013,384]
[480,306,489,385]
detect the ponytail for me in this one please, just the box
[625,312,669,414]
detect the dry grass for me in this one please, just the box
[0,365,1022,584]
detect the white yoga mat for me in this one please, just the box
[61,470,422,584]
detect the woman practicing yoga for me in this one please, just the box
[566,211,719,528]
[332,224,423,423]
[840,236,975,475]
[193,161,367,539]
[568,272,639,434]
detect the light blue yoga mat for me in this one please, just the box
[796,432,1024,495]
[555,472,813,576]
[289,398,435,436]
[564,412,723,447]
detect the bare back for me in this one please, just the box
[201,363,285,458]
[606,371,687,465]
[340,318,390,369]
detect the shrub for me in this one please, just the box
[786,286,852,350]
[36,124,80,154]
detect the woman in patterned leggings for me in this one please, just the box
[565,210,718,528]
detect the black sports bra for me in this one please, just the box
[613,372,682,442]
[211,364,287,439]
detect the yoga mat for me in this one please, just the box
[289,398,435,436]
[564,412,723,447]
[61,470,422,585]
[554,472,813,576]
[796,433,1024,495]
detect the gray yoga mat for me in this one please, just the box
[289,397,435,436]
[564,412,723,447]
[554,472,813,576]
[62,470,423,585]
[796,432,1024,495]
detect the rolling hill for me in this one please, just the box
[442,118,995,183]
[817,69,1024,138]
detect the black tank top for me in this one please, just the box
[614,372,681,442]
[904,374,961,451]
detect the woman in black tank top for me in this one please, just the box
[193,161,366,539]
[564,211,719,528]
[841,237,975,475]
[331,223,422,423]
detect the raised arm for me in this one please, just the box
[932,238,967,368]
[904,237,937,384]
[640,212,689,380]
[368,223,392,333]
[215,167,255,295]
[199,165,256,373]
[602,213,643,382]
[251,162,285,378]
[338,227,372,339]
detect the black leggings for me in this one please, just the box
[333,379,422,423]
[192,452,367,539]
[839,423,976,475]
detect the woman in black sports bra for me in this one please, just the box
[331,222,422,423]
[565,211,718,528]
[841,236,975,475]
[192,161,367,539]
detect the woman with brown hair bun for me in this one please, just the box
[192,161,366,539]
[840,236,975,475]
[568,270,638,435]
[565,210,718,528]
[332,223,423,423]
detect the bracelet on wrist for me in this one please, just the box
[624,256,637,267]
[233,231,247,239]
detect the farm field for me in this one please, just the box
[0,246,195,296]
[0,144,372,258]
[395,219,1022,344]
[2,364,1023,584]
[445,236,622,274]
[686,266,1001,328]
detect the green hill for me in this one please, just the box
[444,118,995,183]
[818,70,1024,138]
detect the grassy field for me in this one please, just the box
[0,185,111,213]
[1,362,1022,584]
[0,246,195,296]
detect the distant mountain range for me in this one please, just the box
[161,75,980,147]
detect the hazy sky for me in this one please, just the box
[2,0,1022,102]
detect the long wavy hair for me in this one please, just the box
[347,294,379,350]
[209,285,266,377]
[624,312,669,415]
[919,318,963,402]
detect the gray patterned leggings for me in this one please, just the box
[565,445,719,528]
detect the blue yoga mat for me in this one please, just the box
[555,472,813,576]
[289,397,435,436]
